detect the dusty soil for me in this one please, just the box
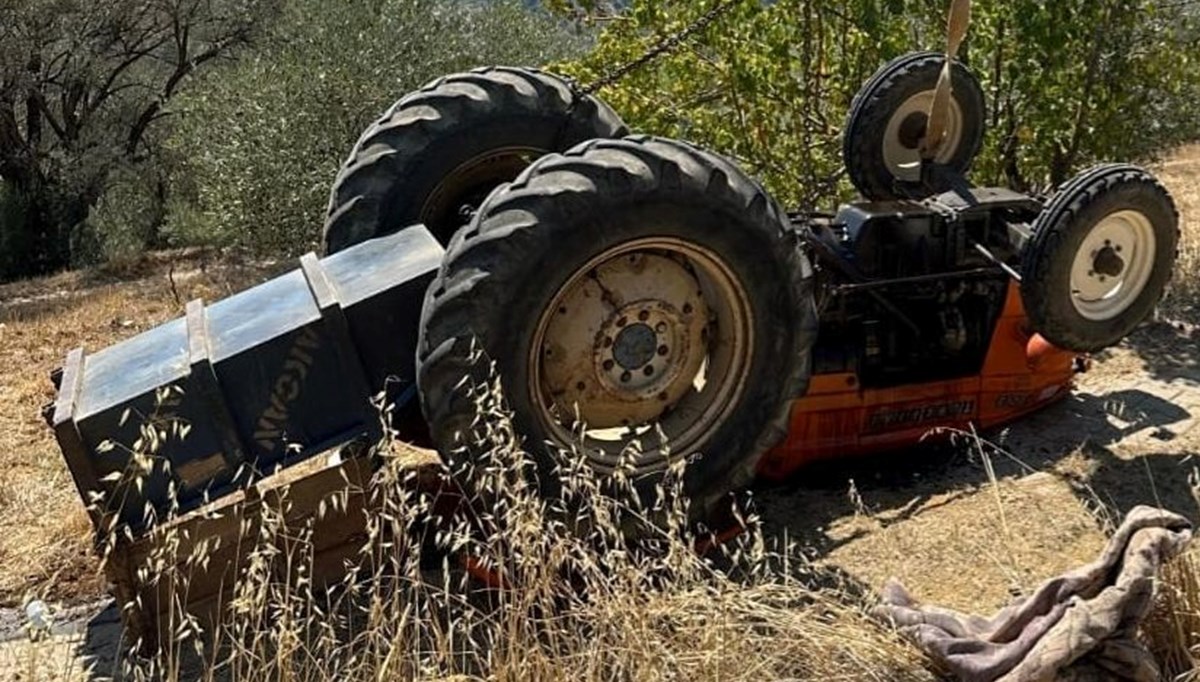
[0,147,1196,677]
[757,320,1200,613]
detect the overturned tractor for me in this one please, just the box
[46,26,1178,641]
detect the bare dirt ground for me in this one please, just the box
[757,320,1200,614]
[0,146,1196,678]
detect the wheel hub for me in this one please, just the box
[593,300,700,405]
[612,323,657,370]
[1069,210,1157,321]
[539,251,711,429]
[529,237,755,472]
[898,112,929,150]
[1092,246,1125,278]
[883,91,964,182]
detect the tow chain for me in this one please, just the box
[576,0,740,97]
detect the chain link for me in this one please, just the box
[578,0,739,97]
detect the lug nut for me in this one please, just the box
[603,359,614,371]
[658,345,669,356]
[638,310,650,322]
[621,371,632,383]
[617,316,628,328]
[656,322,667,333]
[603,337,613,348]
[643,366,654,376]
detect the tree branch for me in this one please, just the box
[29,91,68,143]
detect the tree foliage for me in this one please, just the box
[4,0,1197,277]
[969,0,1200,189]
[164,0,592,256]
[0,0,279,279]
[554,0,1200,209]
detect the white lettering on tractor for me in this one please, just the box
[253,326,321,451]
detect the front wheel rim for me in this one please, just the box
[882,90,965,182]
[528,237,754,474]
[1068,209,1157,321]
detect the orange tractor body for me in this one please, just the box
[759,283,1077,480]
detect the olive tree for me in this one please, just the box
[0,0,278,279]
[164,0,592,255]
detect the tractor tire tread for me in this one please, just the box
[417,135,817,525]
[1022,165,1179,352]
[323,66,627,253]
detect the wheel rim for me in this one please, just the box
[1068,209,1157,322]
[528,238,754,474]
[882,91,964,183]
[421,146,544,239]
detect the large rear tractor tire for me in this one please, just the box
[1021,164,1178,352]
[416,136,817,528]
[323,66,627,253]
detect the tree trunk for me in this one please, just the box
[0,173,83,280]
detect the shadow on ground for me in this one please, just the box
[753,321,1200,562]
[1120,320,1200,386]
[77,604,123,679]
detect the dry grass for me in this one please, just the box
[1146,549,1200,680]
[2,392,1199,679]
[0,252,284,606]
[1153,143,1200,324]
[822,468,1107,612]
[6,379,939,681]
[5,390,1195,681]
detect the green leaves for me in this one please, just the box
[554,0,928,208]
[556,0,1200,205]
[164,0,590,256]
[0,0,283,279]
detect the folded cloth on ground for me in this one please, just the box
[874,505,1193,682]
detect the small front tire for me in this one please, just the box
[1021,164,1178,352]
[843,51,986,200]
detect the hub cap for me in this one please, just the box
[1069,210,1156,321]
[883,91,964,182]
[530,238,753,473]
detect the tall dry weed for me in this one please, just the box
[76,374,937,681]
